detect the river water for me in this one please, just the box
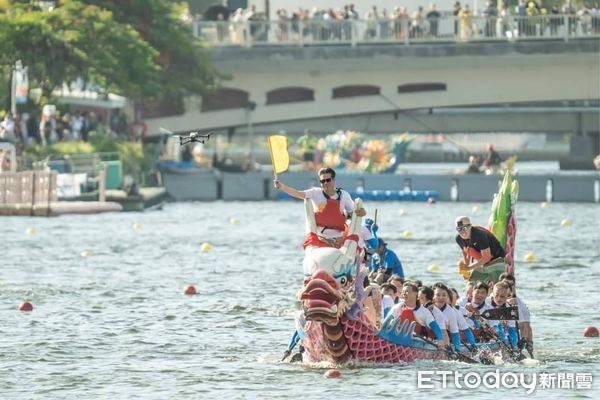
[1,201,599,399]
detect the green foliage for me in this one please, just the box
[0,0,220,110]
[24,134,153,182]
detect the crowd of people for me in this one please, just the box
[0,107,147,156]
[277,167,533,361]
[196,1,600,43]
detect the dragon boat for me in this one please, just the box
[288,172,523,365]
[293,198,513,365]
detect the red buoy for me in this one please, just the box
[183,284,197,295]
[324,369,342,379]
[583,326,599,338]
[18,301,33,312]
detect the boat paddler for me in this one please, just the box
[274,167,366,246]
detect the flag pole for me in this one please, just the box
[267,137,278,180]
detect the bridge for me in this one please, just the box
[142,16,600,164]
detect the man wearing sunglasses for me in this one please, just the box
[274,167,366,244]
[455,216,505,273]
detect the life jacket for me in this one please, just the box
[314,189,346,233]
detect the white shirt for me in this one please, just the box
[390,301,436,329]
[426,304,447,331]
[303,187,355,238]
[438,304,459,334]
[452,305,472,330]
[457,296,471,308]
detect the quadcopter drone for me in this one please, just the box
[160,128,212,146]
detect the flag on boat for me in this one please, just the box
[267,135,289,174]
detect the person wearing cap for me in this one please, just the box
[455,216,505,272]
[369,238,404,284]
[274,167,366,246]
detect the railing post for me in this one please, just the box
[245,22,252,48]
[351,20,357,47]
[563,15,569,42]
[403,18,409,45]
[299,21,304,47]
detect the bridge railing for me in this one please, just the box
[192,14,600,47]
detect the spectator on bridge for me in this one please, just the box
[411,6,426,38]
[497,1,512,37]
[459,4,473,41]
[427,4,441,38]
[550,4,561,35]
[453,2,462,36]
[483,1,498,37]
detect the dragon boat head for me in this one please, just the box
[298,198,364,326]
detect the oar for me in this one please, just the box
[473,315,525,361]
[414,335,478,364]
[374,209,378,226]
[281,333,300,362]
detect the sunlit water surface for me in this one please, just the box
[1,201,599,399]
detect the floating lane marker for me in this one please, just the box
[583,326,599,338]
[428,264,440,272]
[183,284,197,295]
[200,242,213,253]
[324,369,342,379]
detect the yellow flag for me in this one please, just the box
[267,135,289,174]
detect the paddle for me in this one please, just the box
[480,306,519,321]
[281,334,300,362]
[473,315,525,361]
[414,335,478,364]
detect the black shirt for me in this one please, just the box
[455,226,505,260]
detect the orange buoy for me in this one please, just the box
[324,369,342,379]
[18,301,33,312]
[583,326,599,338]
[183,284,197,295]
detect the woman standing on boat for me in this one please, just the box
[274,167,366,246]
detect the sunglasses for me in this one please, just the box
[319,178,332,184]
[456,225,470,232]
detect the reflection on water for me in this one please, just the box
[1,201,599,398]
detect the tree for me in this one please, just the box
[82,0,219,100]
[0,0,219,112]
